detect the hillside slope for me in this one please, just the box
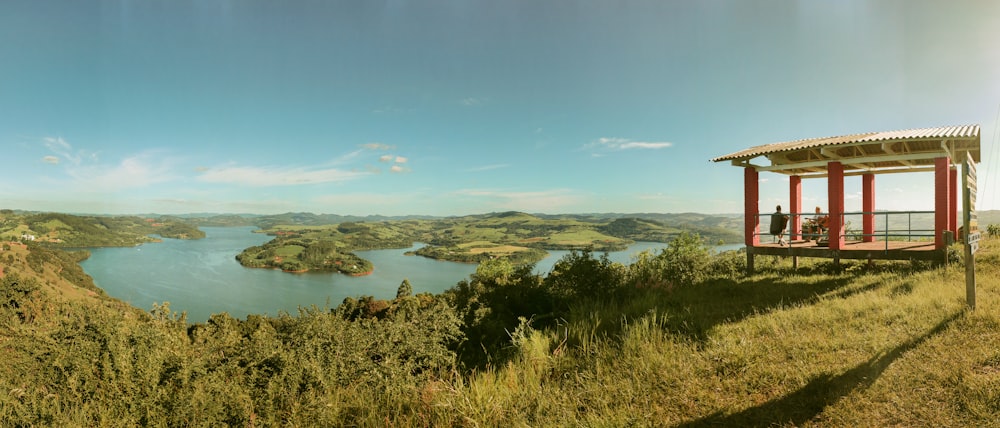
[2,235,999,426]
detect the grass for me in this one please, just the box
[424,240,1000,426]
[4,232,1000,426]
[273,244,305,257]
[548,229,626,246]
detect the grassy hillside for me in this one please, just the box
[0,211,205,246]
[2,230,999,425]
[236,211,742,273]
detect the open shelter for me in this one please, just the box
[712,125,980,272]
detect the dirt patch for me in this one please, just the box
[468,245,528,255]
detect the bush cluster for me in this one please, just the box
[1,232,741,424]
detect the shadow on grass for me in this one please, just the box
[674,310,964,427]
[655,274,858,342]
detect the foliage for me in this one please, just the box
[1,282,461,426]
[234,210,743,275]
[0,212,204,246]
[443,258,556,368]
[8,218,1000,426]
[397,278,413,299]
[544,249,625,299]
[627,232,714,289]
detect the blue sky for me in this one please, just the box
[2,1,999,216]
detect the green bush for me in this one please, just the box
[708,248,747,279]
[543,249,625,299]
[628,232,712,289]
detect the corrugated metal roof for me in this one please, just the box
[711,125,980,163]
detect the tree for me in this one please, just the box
[396,278,413,299]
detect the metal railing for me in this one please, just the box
[754,210,938,252]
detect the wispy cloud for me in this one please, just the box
[198,164,366,186]
[377,153,410,171]
[362,142,394,151]
[586,137,673,153]
[465,164,510,172]
[65,151,178,190]
[43,136,98,165]
[453,188,584,212]
[460,97,487,106]
[39,137,176,191]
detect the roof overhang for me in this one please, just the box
[711,125,980,178]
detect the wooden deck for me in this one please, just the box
[750,239,944,261]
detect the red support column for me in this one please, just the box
[935,157,951,249]
[949,166,958,237]
[745,168,760,247]
[828,162,845,250]
[862,173,875,242]
[790,175,802,241]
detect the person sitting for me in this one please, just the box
[769,205,789,246]
[804,206,828,242]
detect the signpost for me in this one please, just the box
[962,153,977,309]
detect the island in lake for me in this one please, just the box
[229,211,743,274]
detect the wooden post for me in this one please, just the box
[862,173,875,242]
[745,167,759,247]
[790,175,802,241]
[745,167,759,275]
[828,161,845,250]
[949,166,959,237]
[962,155,977,309]
[935,157,951,249]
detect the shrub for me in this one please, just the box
[628,232,712,289]
[708,248,747,279]
[543,249,625,299]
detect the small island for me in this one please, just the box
[236,238,374,275]
[232,211,742,274]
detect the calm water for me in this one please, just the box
[79,227,743,323]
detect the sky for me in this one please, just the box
[2,0,1000,217]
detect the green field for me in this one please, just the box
[3,225,1000,425]
[235,211,740,274]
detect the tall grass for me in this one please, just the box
[428,241,1000,427]
[3,238,999,426]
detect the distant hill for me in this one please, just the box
[0,212,205,247]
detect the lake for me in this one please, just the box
[79,227,743,323]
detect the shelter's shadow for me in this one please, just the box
[658,274,856,342]
[674,311,963,427]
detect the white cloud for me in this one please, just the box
[460,97,487,106]
[587,137,673,152]
[465,164,510,172]
[198,164,366,186]
[43,136,98,165]
[42,156,59,164]
[453,188,584,212]
[65,152,178,190]
[394,156,408,164]
[362,142,394,151]
[379,155,394,162]
[390,165,411,173]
